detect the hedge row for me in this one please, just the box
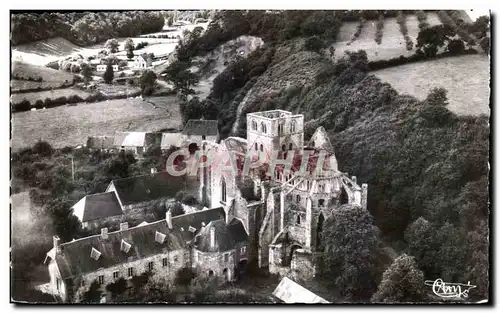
[437,10,476,46]
[415,10,430,30]
[367,48,478,71]
[12,89,144,113]
[397,11,414,51]
[11,81,75,94]
[374,14,384,45]
[12,74,42,82]
[348,17,366,45]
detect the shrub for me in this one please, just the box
[397,11,414,51]
[15,99,31,111]
[304,36,325,53]
[67,95,84,103]
[34,99,44,108]
[135,41,149,50]
[350,17,366,42]
[43,97,52,107]
[416,10,429,30]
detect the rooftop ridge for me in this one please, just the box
[171,206,224,220]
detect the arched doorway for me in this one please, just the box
[188,142,199,155]
[340,187,349,204]
[208,270,214,277]
[237,259,248,280]
[223,268,229,282]
[316,213,325,251]
[287,244,302,266]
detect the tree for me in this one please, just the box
[47,199,82,242]
[127,49,134,60]
[106,277,127,301]
[425,87,449,107]
[304,36,325,53]
[416,24,455,57]
[321,204,392,301]
[167,16,174,27]
[164,61,199,95]
[140,70,157,96]
[105,38,119,53]
[81,62,92,84]
[80,280,101,303]
[174,267,196,288]
[124,38,134,52]
[371,254,427,303]
[103,63,114,84]
[447,39,465,54]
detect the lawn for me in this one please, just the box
[332,12,443,62]
[373,54,490,116]
[11,87,92,105]
[11,96,182,151]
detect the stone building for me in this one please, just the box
[113,132,162,157]
[44,206,247,303]
[182,119,219,152]
[72,192,123,230]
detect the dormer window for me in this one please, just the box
[91,247,101,261]
[121,239,131,253]
[155,231,166,244]
[189,226,197,233]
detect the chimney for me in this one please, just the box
[166,210,172,229]
[210,227,215,250]
[101,228,108,240]
[53,236,61,253]
[120,222,128,231]
[351,176,357,184]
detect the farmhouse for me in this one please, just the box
[182,119,219,148]
[132,55,149,69]
[113,131,162,157]
[44,206,248,302]
[72,192,123,230]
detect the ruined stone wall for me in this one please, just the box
[193,248,237,282]
[291,249,315,281]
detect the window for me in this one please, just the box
[148,261,154,271]
[290,120,296,132]
[252,120,257,130]
[90,247,101,260]
[282,144,286,151]
[113,271,119,279]
[260,144,263,152]
[224,253,229,262]
[155,231,166,244]
[319,184,325,192]
[162,258,168,267]
[254,142,258,150]
[241,246,246,254]
[261,122,267,133]
[174,255,179,263]
[221,177,227,202]
[128,267,134,277]
[311,141,315,147]
[289,143,293,150]
[202,135,206,140]
[296,195,301,203]
[278,123,283,134]
[56,278,61,291]
[98,275,104,285]
[297,214,301,225]
[319,199,325,207]
[121,240,131,253]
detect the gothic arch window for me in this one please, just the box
[282,144,286,151]
[251,120,257,131]
[311,140,315,147]
[221,177,227,203]
[318,199,325,207]
[278,122,283,135]
[254,142,258,150]
[340,187,349,205]
[261,122,267,133]
[296,214,301,225]
[296,195,301,203]
[317,213,325,251]
[290,120,296,132]
[260,144,263,152]
[319,183,325,192]
[289,143,293,150]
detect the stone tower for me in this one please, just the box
[246,110,304,162]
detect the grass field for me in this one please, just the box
[11,87,92,105]
[333,12,443,62]
[373,54,490,116]
[11,96,181,151]
[11,61,75,91]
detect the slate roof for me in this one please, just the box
[73,192,123,222]
[53,220,186,279]
[171,207,226,242]
[161,132,184,148]
[109,171,188,206]
[194,218,248,253]
[182,120,218,136]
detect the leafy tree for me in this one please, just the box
[47,199,82,242]
[139,70,157,96]
[416,24,456,57]
[447,39,465,54]
[127,49,134,59]
[424,87,449,107]
[304,36,325,53]
[174,267,197,287]
[371,254,427,303]
[103,63,114,84]
[106,277,127,301]
[131,271,152,295]
[80,62,92,84]
[80,280,101,303]
[164,61,199,95]
[321,205,392,300]
[105,38,119,53]
[124,38,135,52]
[167,16,174,27]
[33,140,54,157]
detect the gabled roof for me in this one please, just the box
[135,55,147,63]
[171,207,225,242]
[273,277,330,304]
[72,192,123,222]
[51,220,186,279]
[307,126,334,153]
[182,120,218,136]
[108,171,188,206]
[114,131,147,147]
[194,218,248,253]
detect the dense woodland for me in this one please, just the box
[11,11,165,46]
[11,10,490,303]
